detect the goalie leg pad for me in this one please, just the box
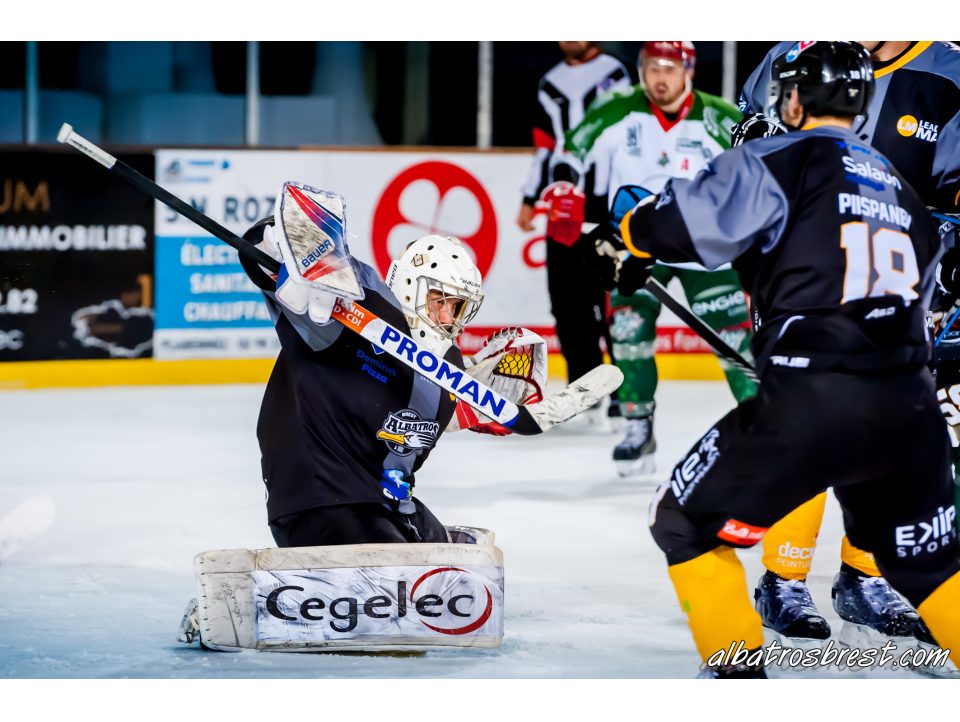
[187,528,504,652]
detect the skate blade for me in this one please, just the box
[909,642,959,678]
[837,621,912,649]
[762,625,830,651]
[615,455,656,477]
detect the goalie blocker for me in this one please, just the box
[178,526,504,652]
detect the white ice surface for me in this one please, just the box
[0,381,937,678]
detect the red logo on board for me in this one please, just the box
[371,161,498,278]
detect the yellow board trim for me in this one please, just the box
[873,42,931,78]
[1,353,727,391]
[548,352,725,382]
[0,358,276,391]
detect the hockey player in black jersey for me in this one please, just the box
[740,40,960,647]
[238,191,554,549]
[602,41,960,676]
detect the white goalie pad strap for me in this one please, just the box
[194,527,504,652]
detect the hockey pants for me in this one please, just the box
[764,360,960,581]
[649,367,960,665]
[270,499,450,547]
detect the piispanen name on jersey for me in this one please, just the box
[838,193,912,229]
[379,326,512,423]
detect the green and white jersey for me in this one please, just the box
[565,86,742,208]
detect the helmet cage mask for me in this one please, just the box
[413,275,483,341]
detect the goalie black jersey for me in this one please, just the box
[240,233,460,523]
[623,124,943,375]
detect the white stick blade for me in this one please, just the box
[529,364,624,432]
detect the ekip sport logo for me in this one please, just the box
[264,567,495,635]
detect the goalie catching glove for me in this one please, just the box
[447,327,548,435]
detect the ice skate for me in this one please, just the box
[832,571,919,647]
[754,571,831,647]
[177,598,200,645]
[697,656,767,679]
[613,416,656,476]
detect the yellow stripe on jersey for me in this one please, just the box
[873,42,932,78]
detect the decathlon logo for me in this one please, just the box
[896,114,939,142]
[895,506,957,557]
[377,409,440,456]
[778,542,814,560]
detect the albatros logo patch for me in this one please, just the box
[377,409,440,456]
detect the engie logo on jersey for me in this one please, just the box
[253,565,504,644]
[894,505,956,557]
[896,115,939,142]
[377,409,440,456]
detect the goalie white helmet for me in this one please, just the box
[386,235,484,354]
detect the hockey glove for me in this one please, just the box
[266,224,340,324]
[731,114,788,147]
[447,327,548,434]
[616,254,655,297]
[577,221,626,292]
[540,181,586,246]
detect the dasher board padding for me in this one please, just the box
[195,527,504,652]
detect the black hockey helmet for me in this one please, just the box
[766,41,874,126]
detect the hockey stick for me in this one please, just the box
[643,278,758,383]
[584,219,759,383]
[930,208,960,227]
[57,123,622,435]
